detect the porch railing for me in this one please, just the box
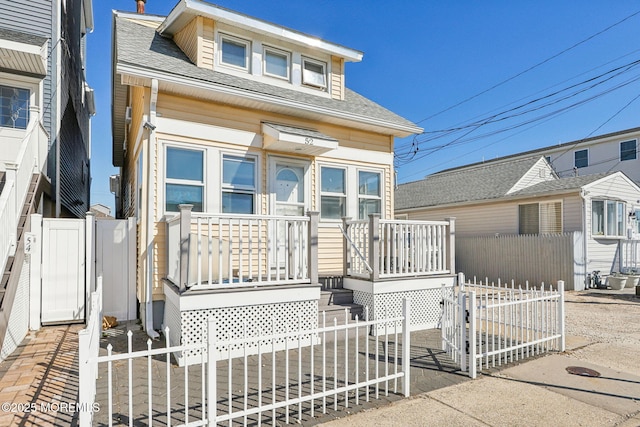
[167,205,319,291]
[0,109,46,274]
[342,215,455,281]
[618,239,640,273]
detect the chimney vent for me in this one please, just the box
[136,0,146,14]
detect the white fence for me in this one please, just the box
[618,239,640,273]
[343,215,454,280]
[77,277,103,426]
[78,299,411,426]
[456,232,584,290]
[167,205,318,290]
[442,274,565,378]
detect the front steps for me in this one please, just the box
[318,288,364,324]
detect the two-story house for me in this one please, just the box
[112,0,455,364]
[0,0,94,359]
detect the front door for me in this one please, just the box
[269,158,309,275]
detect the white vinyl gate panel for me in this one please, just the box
[96,219,136,321]
[41,219,85,324]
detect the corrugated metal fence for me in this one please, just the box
[456,232,585,290]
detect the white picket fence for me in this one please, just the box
[442,274,565,378]
[78,299,411,426]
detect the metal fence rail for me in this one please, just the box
[444,274,565,378]
[79,300,411,426]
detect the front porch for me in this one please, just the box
[162,205,456,363]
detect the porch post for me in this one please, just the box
[178,204,193,293]
[342,217,350,277]
[307,211,319,284]
[369,214,380,282]
[445,217,456,274]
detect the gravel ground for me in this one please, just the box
[564,288,640,376]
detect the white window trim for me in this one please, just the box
[301,56,327,89]
[357,168,383,220]
[317,162,385,222]
[221,152,259,215]
[163,143,206,214]
[592,199,627,239]
[319,164,347,221]
[620,139,637,161]
[263,46,291,81]
[518,200,563,235]
[574,148,589,169]
[218,32,251,72]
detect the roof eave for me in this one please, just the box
[115,63,422,136]
[158,0,363,62]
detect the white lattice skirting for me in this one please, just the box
[163,282,319,366]
[347,276,455,336]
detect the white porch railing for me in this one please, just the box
[0,111,46,275]
[343,215,455,281]
[78,299,411,426]
[167,205,319,291]
[618,239,640,273]
[443,273,565,378]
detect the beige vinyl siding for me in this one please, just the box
[201,18,215,69]
[174,17,199,65]
[318,226,345,275]
[330,56,344,100]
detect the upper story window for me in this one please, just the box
[222,155,256,214]
[358,171,381,219]
[0,85,30,129]
[574,149,588,168]
[519,201,562,235]
[592,200,625,237]
[220,34,250,71]
[264,47,290,80]
[165,147,204,212]
[320,166,346,219]
[620,140,637,161]
[302,57,327,89]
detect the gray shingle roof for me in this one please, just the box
[0,27,47,47]
[511,173,611,196]
[114,16,419,131]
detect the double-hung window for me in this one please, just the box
[264,47,290,80]
[0,85,29,129]
[220,34,250,71]
[320,167,346,219]
[165,147,204,212]
[302,57,327,89]
[222,155,256,214]
[358,171,381,219]
[592,200,626,237]
[519,201,562,234]
[574,149,588,168]
[620,140,637,161]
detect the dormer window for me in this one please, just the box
[220,34,250,71]
[302,57,327,89]
[264,47,290,80]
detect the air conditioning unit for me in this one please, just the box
[125,106,132,124]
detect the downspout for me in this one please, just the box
[580,190,589,290]
[145,79,159,339]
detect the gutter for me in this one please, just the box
[145,78,159,339]
[580,189,589,290]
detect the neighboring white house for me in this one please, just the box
[455,126,640,184]
[395,156,640,290]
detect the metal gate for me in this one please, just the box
[41,218,86,324]
[440,285,467,372]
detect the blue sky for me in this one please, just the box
[88,1,640,212]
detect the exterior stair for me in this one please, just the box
[318,288,364,324]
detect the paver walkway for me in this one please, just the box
[0,324,82,426]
